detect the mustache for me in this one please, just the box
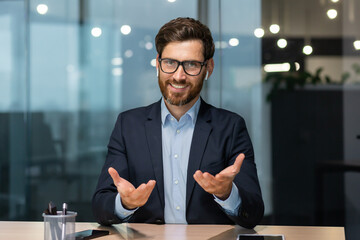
[166,79,187,85]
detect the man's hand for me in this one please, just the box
[108,167,156,210]
[193,153,245,200]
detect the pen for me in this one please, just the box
[48,201,57,215]
[45,201,58,240]
[61,203,67,240]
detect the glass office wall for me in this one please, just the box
[0,0,266,221]
[0,0,27,220]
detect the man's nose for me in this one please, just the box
[172,64,187,80]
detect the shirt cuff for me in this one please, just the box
[213,182,242,216]
[114,193,137,220]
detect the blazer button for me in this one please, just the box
[155,219,164,224]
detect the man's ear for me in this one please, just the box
[206,58,214,79]
[156,54,160,68]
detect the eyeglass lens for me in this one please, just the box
[160,59,204,76]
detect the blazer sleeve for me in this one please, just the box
[226,116,264,228]
[92,113,129,225]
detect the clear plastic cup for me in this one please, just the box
[43,211,77,240]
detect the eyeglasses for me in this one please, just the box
[158,58,207,76]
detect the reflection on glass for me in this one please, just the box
[111,57,123,66]
[303,45,313,55]
[145,42,153,50]
[91,27,102,37]
[327,9,337,19]
[36,4,48,15]
[254,28,265,38]
[353,40,360,50]
[277,38,287,48]
[264,63,290,72]
[150,59,157,67]
[229,38,239,47]
[214,41,228,49]
[120,25,131,35]
[124,49,133,58]
[112,68,123,76]
[269,24,280,34]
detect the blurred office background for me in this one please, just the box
[0,0,359,239]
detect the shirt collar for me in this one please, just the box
[161,97,201,126]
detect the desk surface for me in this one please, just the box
[0,221,345,240]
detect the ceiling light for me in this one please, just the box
[111,57,123,66]
[353,40,360,50]
[36,4,48,15]
[145,42,153,50]
[124,50,133,58]
[150,59,157,67]
[327,9,337,19]
[214,41,228,49]
[91,27,102,37]
[331,0,339,2]
[303,45,313,55]
[269,24,280,34]
[168,0,176,2]
[277,38,287,48]
[112,68,123,76]
[254,28,265,38]
[229,38,239,47]
[120,25,132,35]
[264,63,291,72]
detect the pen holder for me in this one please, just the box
[43,211,77,240]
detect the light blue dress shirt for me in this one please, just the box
[114,97,241,222]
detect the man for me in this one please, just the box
[92,17,264,228]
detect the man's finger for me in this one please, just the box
[131,180,156,201]
[143,180,156,200]
[218,153,245,177]
[232,153,245,174]
[108,167,122,185]
[193,170,207,188]
[193,170,205,184]
[194,171,217,192]
[202,172,217,187]
[108,167,134,195]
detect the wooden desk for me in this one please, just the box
[0,221,345,240]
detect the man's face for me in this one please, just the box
[157,40,207,107]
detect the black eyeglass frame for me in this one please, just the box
[158,58,207,76]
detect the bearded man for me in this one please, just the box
[92,17,264,228]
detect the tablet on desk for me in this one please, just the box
[237,234,285,240]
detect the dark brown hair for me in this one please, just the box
[155,17,215,60]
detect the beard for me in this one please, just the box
[158,72,205,106]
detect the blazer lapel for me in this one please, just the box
[145,100,165,208]
[186,100,212,208]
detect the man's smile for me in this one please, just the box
[169,82,188,91]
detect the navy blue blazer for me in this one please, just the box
[92,99,264,228]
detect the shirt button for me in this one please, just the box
[176,206,180,210]
[176,129,180,134]
[171,117,175,121]
[174,154,178,159]
[174,180,179,185]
